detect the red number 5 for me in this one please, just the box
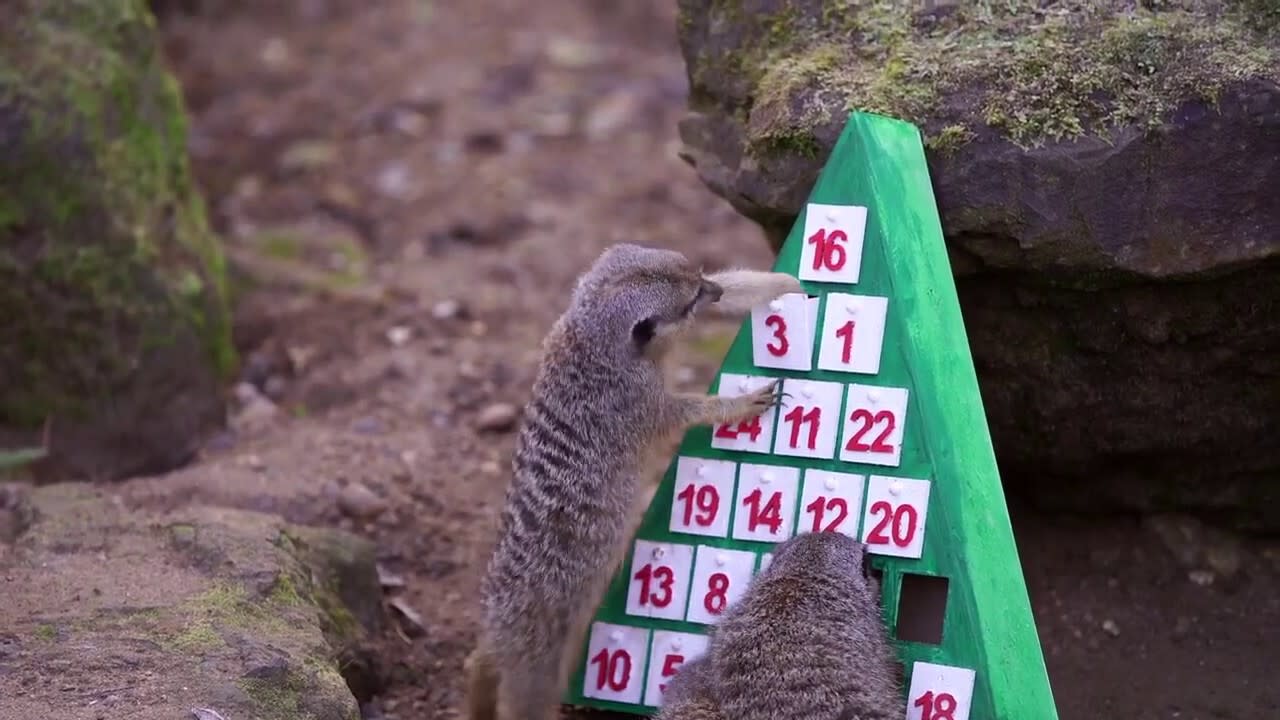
[657,653,685,694]
[914,690,958,720]
[807,228,848,271]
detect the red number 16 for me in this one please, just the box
[807,228,848,271]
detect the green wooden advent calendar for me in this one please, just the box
[563,112,1059,720]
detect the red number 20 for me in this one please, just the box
[866,500,918,548]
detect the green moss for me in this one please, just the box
[0,0,235,427]
[689,0,1279,153]
[926,124,977,156]
[168,619,223,653]
[269,571,305,607]
[33,623,57,641]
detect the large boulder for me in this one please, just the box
[676,1,1280,529]
[0,482,382,720]
[0,0,233,480]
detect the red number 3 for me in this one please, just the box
[914,690,957,720]
[764,314,788,356]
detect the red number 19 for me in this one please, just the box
[677,484,720,527]
[807,228,848,271]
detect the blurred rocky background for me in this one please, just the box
[0,1,1276,719]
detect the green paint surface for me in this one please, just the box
[563,112,1057,719]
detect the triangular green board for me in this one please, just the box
[563,111,1059,720]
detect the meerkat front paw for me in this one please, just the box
[726,380,786,422]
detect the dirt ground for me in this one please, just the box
[141,1,1280,718]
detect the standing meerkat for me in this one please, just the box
[466,243,803,720]
[657,531,905,720]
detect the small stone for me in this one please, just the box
[1188,569,1215,586]
[480,461,501,475]
[279,140,337,172]
[432,299,464,320]
[244,455,266,472]
[545,37,604,68]
[386,326,413,347]
[376,163,413,199]
[476,403,520,433]
[338,482,388,520]
[262,375,288,401]
[674,366,696,385]
[1101,619,1120,637]
[350,417,384,435]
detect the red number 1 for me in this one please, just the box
[807,228,848,271]
[835,320,856,363]
[914,690,958,720]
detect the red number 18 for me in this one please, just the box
[914,690,958,720]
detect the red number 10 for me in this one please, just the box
[914,690,958,720]
[590,648,632,692]
[807,228,848,271]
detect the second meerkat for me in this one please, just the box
[466,243,802,720]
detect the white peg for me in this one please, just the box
[845,300,860,315]
[609,630,623,643]
[696,464,708,478]
[737,378,751,392]
[824,476,838,491]
[889,480,904,496]
[825,209,839,223]
[867,389,881,404]
[769,299,784,312]
[671,638,683,652]
[715,553,727,567]
[760,470,774,484]
[652,546,666,560]
[801,385,814,398]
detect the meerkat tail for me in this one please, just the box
[464,645,499,720]
[702,269,803,316]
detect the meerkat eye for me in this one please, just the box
[632,317,657,346]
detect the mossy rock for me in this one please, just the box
[677,1,1280,529]
[0,0,233,480]
[0,483,381,719]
